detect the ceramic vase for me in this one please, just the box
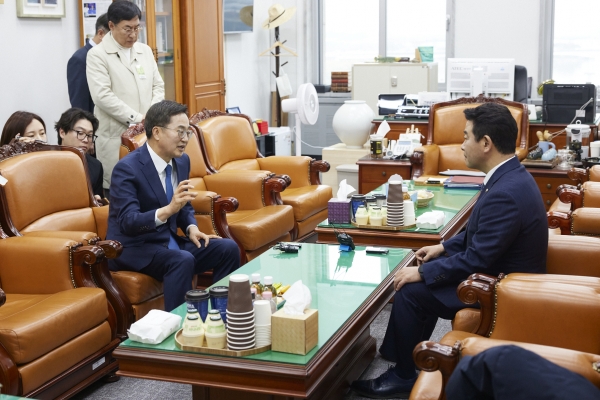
[332,100,373,148]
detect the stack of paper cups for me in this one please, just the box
[403,200,416,226]
[253,300,272,347]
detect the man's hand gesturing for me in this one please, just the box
[157,179,197,222]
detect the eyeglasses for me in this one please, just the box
[120,25,143,35]
[72,130,97,142]
[159,126,194,139]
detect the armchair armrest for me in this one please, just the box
[556,185,582,211]
[412,341,461,400]
[204,170,281,210]
[456,273,499,336]
[547,210,571,235]
[582,181,600,208]
[410,144,440,179]
[572,207,600,236]
[0,236,104,294]
[515,147,528,161]
[310,159,331,185]
[189,190,219,214]
[23,230,100,244]
[92,205,109,239]
[568,167,588,186]
[257,156,313,187]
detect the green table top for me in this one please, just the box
[319,183,479,234]
[119,243,411,366]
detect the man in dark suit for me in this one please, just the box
[106,100,240,311]
[67,14,109,113]
[55,107,104,199]
[351,103,549,398]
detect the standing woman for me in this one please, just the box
[0,111,47,146]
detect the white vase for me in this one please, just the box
[332,100,373,149]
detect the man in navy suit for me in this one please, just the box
[352,102,548,398]
[106,100,240,311]
[67,14,109,113]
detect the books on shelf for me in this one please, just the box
[331,71,350,93]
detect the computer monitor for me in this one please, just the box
[447,58,516,101]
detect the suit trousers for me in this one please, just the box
[446,345,600,400]
[379,281,468,379]
[140,238,240,311]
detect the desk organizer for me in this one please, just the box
[350,221,416,231]
[174,330,271,357]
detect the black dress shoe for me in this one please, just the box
[351,366,417,399]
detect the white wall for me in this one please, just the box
[0,0,80,144]
[453,0,541,97]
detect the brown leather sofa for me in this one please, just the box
[0,141,150,333]
[548,180,600,235]
[120,124,296,262]
[410,95,529,180]
[409,273,600,400]
[191,109,332,239]
[0,235,120,398]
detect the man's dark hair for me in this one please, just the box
[55,108,99,145]
[95,13,109,34]
[145,100,189,139]
[107,0,142,26]
[463,102,517,155]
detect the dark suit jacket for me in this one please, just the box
[67,42,94,113]
[422,157,548,308]
[85,153,104,198]
[106,143,196,271]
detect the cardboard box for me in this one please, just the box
[328,198,352,224]
[271,309,318,355]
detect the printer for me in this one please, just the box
[542,84,596,124]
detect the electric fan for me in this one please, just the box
[281,83,319,156]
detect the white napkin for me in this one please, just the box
[376,120,391,137]
[127,309,182,344]
[416,210,445,229]
[336,179,356,200]
[282,280,312,315]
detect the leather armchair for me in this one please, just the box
[548,181,600,235]
[120,124,296,263]
[410,95,528,180]
[548,165,600,214]
[191,109,332,240]
[0,235,120,398]
[0,141,143,334]
[410,274,600,400]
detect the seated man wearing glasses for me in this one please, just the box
[55,107,104,199]
[106,100,240,311]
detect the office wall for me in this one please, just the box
[0,1,80,144]
[454,0,541,97]
[223,0,309,122]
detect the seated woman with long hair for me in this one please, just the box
[1,111,47,146]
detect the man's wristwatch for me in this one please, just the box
[417,264,424,280]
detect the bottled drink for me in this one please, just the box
[261,291,277,314]
[251,273,263,299]
[263,276,277,297]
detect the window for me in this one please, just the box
[552,0,600,85]
[320,0,449,85]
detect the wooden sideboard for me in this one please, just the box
[356,157,411,193]
[371,118,598,150]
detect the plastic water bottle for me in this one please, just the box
[261,291,277,314]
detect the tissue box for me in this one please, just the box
[328,198,352,224]
[271,309,318,355]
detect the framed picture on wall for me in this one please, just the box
[17,0,65,18]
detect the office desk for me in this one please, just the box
[316,184,479,249]
[113,244,414,399]
[371,117,598,150]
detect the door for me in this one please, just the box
[180,0,225,114]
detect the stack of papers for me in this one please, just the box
[444,176,484,189]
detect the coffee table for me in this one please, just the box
[315,183,480,249]
[113,243,415,399]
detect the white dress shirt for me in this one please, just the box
[483,156,515,185]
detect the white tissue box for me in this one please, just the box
[271,309,318,355]
[416,211,445,230]
[328,198,352,224]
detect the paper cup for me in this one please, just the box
[254,300,273,325]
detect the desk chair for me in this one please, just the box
[410,95,528,180]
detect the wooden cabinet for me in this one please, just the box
[526,168,573,211]
[357,157,412,193]
[129,0,225,112]
[180,0,225,113]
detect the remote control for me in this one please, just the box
[366,246,389,254]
